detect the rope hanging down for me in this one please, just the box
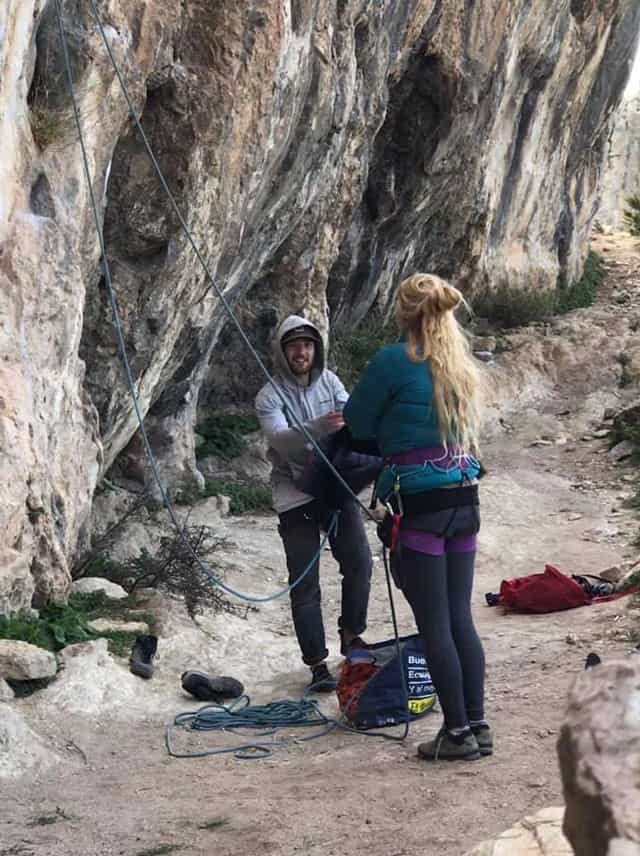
[51,0,406,636]
[53,0,412,749]
[83,0,377,526]
[54,0,392,591]
[51,0,344,605]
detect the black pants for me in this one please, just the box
[278,499,373,666]
[398,545,485,729]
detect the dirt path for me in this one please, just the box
[2,236,640,856]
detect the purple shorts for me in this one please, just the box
[400,530,477,556]
[398,505,479,557]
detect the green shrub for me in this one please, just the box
[471,285,556,329]
[616,352,636,390]
[611,401,640,450]
[623,194,640,236]
[0,592,156,656]
[330,315,397,389]
[79,554,123,580]
[204,479,272,515]
[471,251,605,329]
[195,413,260,461]
[80,529,245,619]
[0,611,55,650]
[556,250,605,313]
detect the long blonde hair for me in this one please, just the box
[395,273,481,452]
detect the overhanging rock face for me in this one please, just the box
[1,0,639,612]
[599,46,640,231]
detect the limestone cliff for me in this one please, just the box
[599,59,640,229]
[1,0,639,612]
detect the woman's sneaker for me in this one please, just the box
[417,727,481,761]
[308,662,338,693]
[471,723,494,756]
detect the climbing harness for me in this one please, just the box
[53,0,412,754]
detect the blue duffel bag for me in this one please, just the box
[337,634,437,729]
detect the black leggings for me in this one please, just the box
[397,546,485,729]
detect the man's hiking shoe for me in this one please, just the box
[308,662,338,693]
[129,635,158,679]
[417,727,481,761]
[181,671,244,702]
[585,652,602,669]
[471,723,494,756]
[340,634,369,657]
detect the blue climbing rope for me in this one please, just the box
[52,0,340,605]
[166,682,417,760]
[82,0,377,528]
[166,695,336,760]
[202,510,339,603]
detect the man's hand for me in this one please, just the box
[314,411,345,436]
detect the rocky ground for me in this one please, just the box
[1,234,640,856]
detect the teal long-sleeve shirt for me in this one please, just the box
[343,342,480,498]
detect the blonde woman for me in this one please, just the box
[344,274,490,761]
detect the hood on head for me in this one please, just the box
[274,314,325,383]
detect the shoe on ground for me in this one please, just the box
[340,634,369,657]
[308,662,338,693]
[181,671,244,702]
[471,723,494,756]
[585,652,602,669]
[129,634,158,680]
[417,727,481,761]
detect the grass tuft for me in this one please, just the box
[329,314,396,390]
[195,413,260,461]
[202,479,272,515]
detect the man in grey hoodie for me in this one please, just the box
[255,315,373,691]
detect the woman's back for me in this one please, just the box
[344,342,442,457]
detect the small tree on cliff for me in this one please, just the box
[623,194,640,235]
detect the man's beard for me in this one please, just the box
[289,359,312,375]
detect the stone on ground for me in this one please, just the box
[558,659,640,856]
[87,618,150,635]
[71,577,129,599]
[464,806,571,855]
[0,707,62,779]
[0,678,15,701]
[0,640,57,681]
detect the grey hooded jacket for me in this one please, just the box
[255,315,348,514]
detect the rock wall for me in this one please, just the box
[599,95,640,230]
[0,0,639,612]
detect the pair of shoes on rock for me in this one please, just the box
[129,636,244,702]
[181,670,244,702]
[307,662,338,693]
[417,724,494,761]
